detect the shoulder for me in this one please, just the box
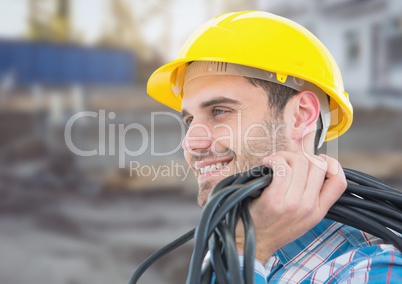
[319,243,402,283]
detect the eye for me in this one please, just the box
[184,117,193,127]
[213,108,229,117]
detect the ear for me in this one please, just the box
[287,91,320,141]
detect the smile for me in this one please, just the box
[194,158,233,176]
[199,162,229,174]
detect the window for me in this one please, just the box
[345,29,361,67]
[385,17,402,66]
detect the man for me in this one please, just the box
[147,11,402,283]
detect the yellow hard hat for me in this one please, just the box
[147,11,353,141]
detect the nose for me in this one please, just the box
[182,122,212,154]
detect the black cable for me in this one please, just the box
[346,183,402,207]
[328,205,402,251]
[187,184,244,282]
[337,195,402,221]
[217,223,243,284]
[344,168,396,191]
[208,228,230,284]
[200,259,213,284]
[352,206,402,235]
[128,166,402,284]
[186,174,273,283]
[241,198,256,284]
[187,169,273,283]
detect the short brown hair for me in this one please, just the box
[245,77,323,153]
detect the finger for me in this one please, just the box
[261,153,292,196]
[263,154,292,192]
[302,154,328,202]
[264,151,310,200]
[318,155,347,212]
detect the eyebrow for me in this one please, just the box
[181,97,240,119]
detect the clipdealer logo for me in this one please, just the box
[64,111,185,168]
[64,109,339,174]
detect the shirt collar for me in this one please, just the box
[274,219,343,267]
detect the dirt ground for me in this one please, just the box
[0,186,201,284]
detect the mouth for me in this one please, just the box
[193,158,233,177]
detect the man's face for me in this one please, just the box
[181,75,288,207]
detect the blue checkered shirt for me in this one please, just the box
[238,219,402,283]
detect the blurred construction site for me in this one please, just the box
[0,0,401,283]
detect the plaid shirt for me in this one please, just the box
[241,219,402,283]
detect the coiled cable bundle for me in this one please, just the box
[128,166,402,284]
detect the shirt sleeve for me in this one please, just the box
[238,255,268,284]
[205,253,268,283]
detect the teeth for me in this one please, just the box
[199,161,229,175]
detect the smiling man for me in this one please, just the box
[181,69,288,208]
[147,11,402,283]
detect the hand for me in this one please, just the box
[236,152,347,264]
